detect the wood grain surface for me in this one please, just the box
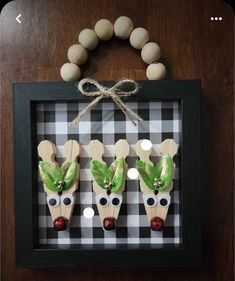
[0,0,234,280]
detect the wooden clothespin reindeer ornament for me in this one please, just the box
[38,140,80,231]
[89,140,130,230]
[136,139,178,231]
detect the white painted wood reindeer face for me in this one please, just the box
[89,140,129,230]
[136,139,178,231]
[38,140,80,231]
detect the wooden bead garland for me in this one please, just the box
[129,27,150,49]
[61,16,166,81]
[94,19,113,41]
[68,44,88,65]
[114,16,133,39]
[141,42,161,64]
[60,63,81,81]
[78,28,98,50]
[146,63,166,80]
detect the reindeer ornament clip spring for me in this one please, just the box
[89,139,129,230]
[38,140,80,231]
[136,139,178,231]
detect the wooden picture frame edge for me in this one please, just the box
[13,80,201,268]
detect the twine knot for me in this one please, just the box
[69,78,143,127]
[101,88,110,97]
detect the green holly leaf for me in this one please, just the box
[62,161,78,190]
[38,160,78,192]
[110,158,125,193]
[38,161,63,192]
[60,161,71,176]
[157,154,173,191]
[136,154,174,191]
[90,158,126,192]
[90,160,113,189]
[135,160,155,190]
[152,160,162,179]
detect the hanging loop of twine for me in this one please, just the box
[69,78,143,127]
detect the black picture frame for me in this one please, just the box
[13,80,201,268]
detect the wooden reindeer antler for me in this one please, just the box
[61,140,80,224]
[136,140,152,194]
[89,140,105,194]
[38,140,58,166]
[38,140,61,221]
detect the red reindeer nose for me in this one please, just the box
[53,216,68,231]
[103,217,116,230]
[150,217,164,231]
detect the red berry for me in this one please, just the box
[103,217,116,230]
[53,216,68,231]
[150,217,164,231]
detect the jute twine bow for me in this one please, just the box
[69,78,143,127]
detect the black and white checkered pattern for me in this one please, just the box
[37,101,181,245]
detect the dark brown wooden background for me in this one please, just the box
[0,0,234,280]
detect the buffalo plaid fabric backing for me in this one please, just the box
[36,101,181,245]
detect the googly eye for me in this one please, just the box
[157,194,171,207]
[61,194,74,207]
[47,194,60,208]
[96,194,109,207]
[143,194,158,207]
[110,193,123,207]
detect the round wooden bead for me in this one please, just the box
[130,27,150,49]
[94,19,113,41]
[67,44,88,65]
[60,63,81,81]
[114,16,134,39]
[146,63,166,80]
[78,29,98,50]
[141,42,161,64]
